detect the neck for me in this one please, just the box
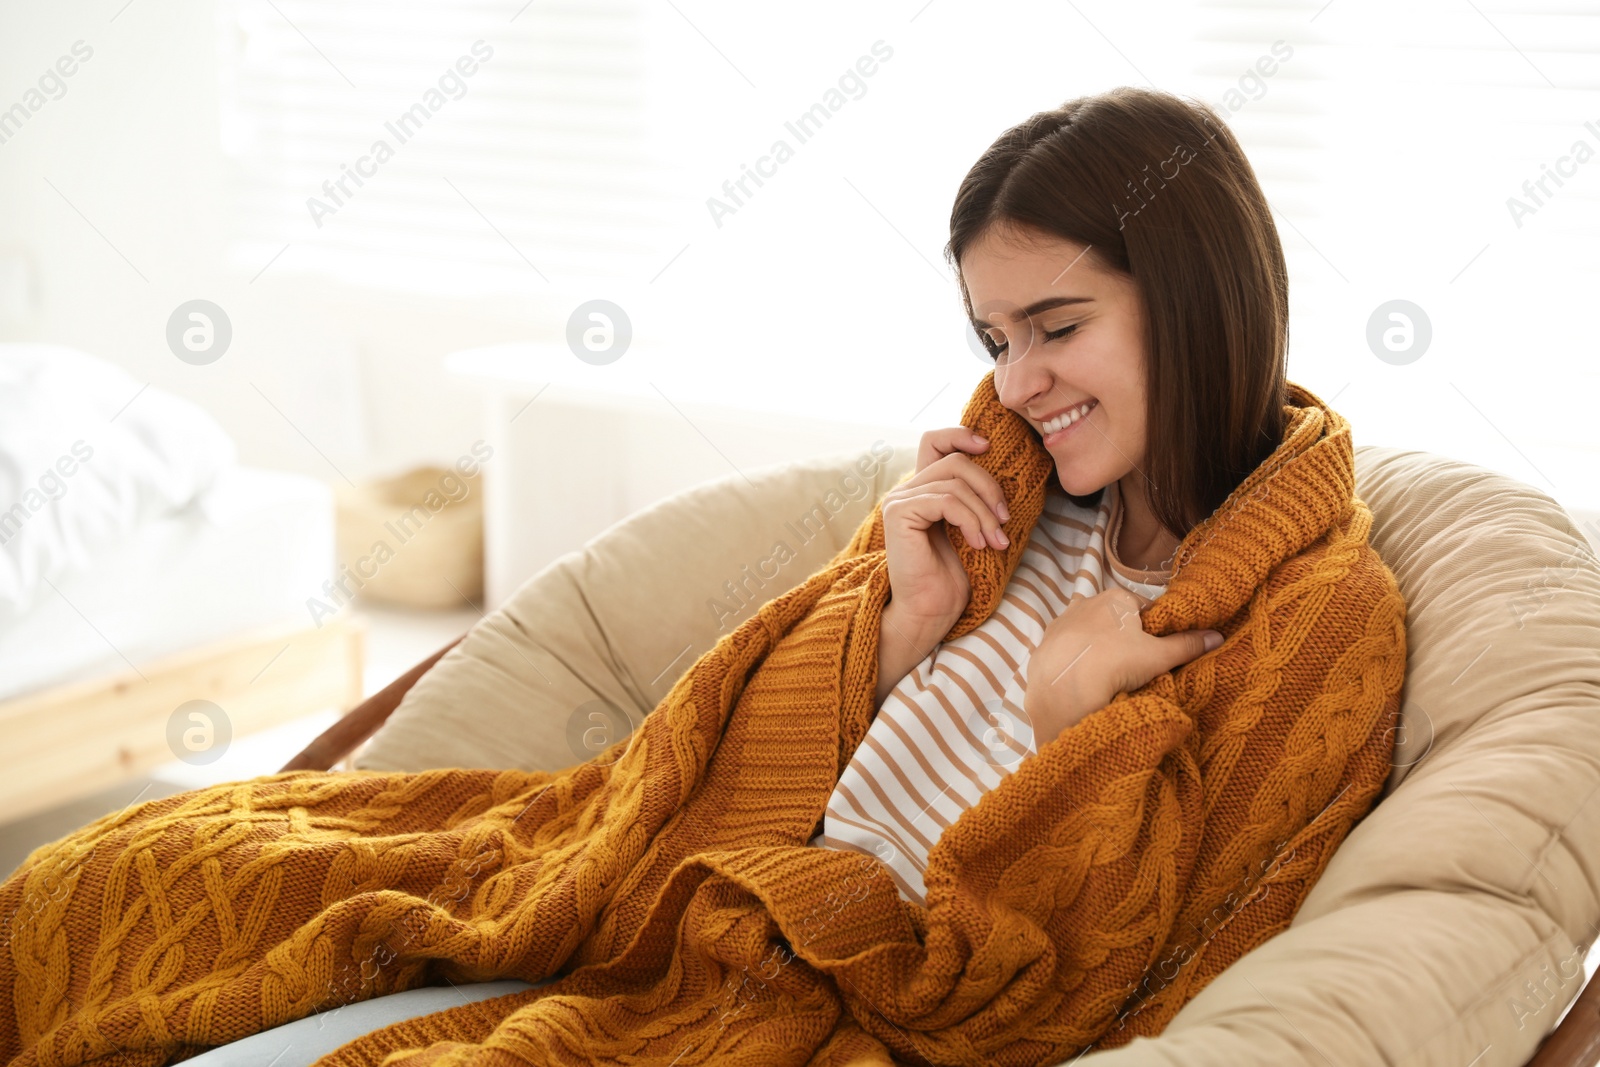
[1116,474,1181,572]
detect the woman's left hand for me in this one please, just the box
[1024,587,1224,746]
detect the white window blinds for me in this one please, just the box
[215,0,673,296]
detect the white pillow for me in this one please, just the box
[0,343,238,620]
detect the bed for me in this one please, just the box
[0,343,364,823]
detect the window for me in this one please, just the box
[216,0,673,297]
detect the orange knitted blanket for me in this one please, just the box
[0,373,1406,1067]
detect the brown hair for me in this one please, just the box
[944,86,1288,541]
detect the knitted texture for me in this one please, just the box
[0,373,1407,1067]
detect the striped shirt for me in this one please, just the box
[811,477,1173,905]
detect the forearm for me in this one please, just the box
[875,601,953,707]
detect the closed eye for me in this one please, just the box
[978,322,1080,362]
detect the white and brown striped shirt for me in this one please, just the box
[811,477,1173,905]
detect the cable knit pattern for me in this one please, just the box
[814,479,1173,907]
[0,372,1407,1067]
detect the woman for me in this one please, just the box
[816,86,1295,907]
[0,88,1405,1067]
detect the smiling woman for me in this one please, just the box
[819,83,1402,969]
[852,86,1301,760]
[949,88,1288,557]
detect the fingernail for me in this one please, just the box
[997,500,1010,522]
[973,434,987,444]
[1202,631,1223,651]
[996,529,1009,547]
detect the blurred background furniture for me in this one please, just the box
[445,341,920,609]
[334,463,485,609]
[286,442,1600,1066]
[0,343,366,823]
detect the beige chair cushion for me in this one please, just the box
[1084,448,1600,1066]
[356,444,1600,1067]
[357,443,917,774]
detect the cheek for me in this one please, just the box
[1113,408,1150,463]
[1084,353,1142,421]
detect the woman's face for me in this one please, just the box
[960,222,1148,498]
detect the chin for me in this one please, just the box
[1052,466,1110,500]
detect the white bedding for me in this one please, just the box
[0,343,238,620]
[0,464,335,702]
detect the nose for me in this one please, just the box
[993,335,1052,417]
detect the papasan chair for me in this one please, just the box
[264,439,1600,1067]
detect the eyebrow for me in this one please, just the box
[970,295,1093,329]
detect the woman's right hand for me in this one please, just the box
[880,427,1013,631]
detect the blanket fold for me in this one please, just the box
[0,371,1407,1067]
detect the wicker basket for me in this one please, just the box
[334,465,484,608]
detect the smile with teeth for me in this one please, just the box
[1041,399,1097,439]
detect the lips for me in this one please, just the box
[1040,399,1098,445]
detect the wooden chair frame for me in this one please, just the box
[281,637,1600,1066]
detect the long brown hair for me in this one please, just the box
[945,86,1288,540]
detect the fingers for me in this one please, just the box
[916,426,990,475]
[905,428,1010,528]
[919,478,1008,549]
[1157,628,1225,671]
[885,483,1009,551]
[1107,627,1222,701]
